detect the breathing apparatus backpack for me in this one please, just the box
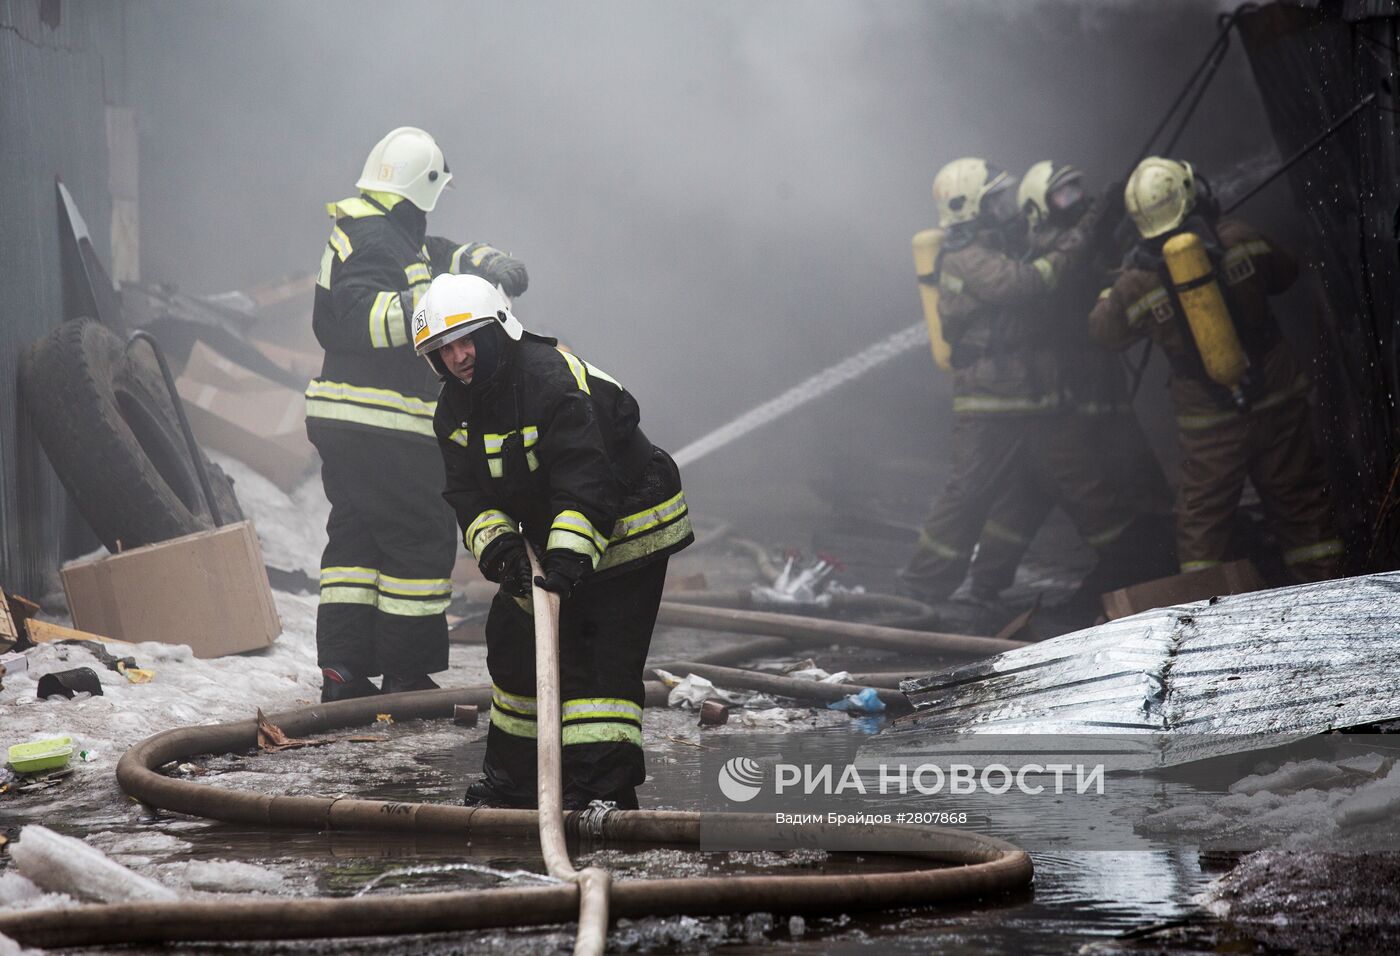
[912,228,953,371]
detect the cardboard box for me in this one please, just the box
[1101,559,1266,621]
[250,337,322,382]
[176,341,317,491]
[61,520,281,658]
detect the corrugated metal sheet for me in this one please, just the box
[877,573,1400,767]
[0,0,126,595]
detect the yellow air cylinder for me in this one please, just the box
[912,228,952,371]
[1162,232,1248,391]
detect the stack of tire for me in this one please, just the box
[21,318,242,551]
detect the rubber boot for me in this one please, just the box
[463,774,535,809]
[380,673,440,695]
[320,665,379,703]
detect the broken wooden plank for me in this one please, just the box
[1101,559,1264,621]
[26,619,133,647]
[0,589,18,651]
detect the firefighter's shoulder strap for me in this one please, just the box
[912,227,952,370]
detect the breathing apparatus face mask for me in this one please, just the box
[983,182,1020,227]
[1046,179,1088,225]
[1193,175,1220,224]
[982,182,1026,251]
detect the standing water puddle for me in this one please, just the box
[2,713,1213,953]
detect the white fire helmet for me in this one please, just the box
[356,126,453,212]
[413,273,523,374]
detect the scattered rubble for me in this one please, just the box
[1204,850,1400,954]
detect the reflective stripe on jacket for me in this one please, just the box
[307,194,510,441]
[437,335,693,581]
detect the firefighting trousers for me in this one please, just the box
[901,411,1136,602]
[478,557,669,807]
[309,426,456,678]
[968,409,1172,597]
[1176,393,1341,581]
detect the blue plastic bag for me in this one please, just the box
[826,687,886,714]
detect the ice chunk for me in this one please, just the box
[785,667,853,684]
[1334,764,1400,829]
[154,860,285,894]
[1227,759,1341,796]
[0,931,43,956]
[0,872,44,907]
[9,825,178,903]
[736,707,795,728]
[88,831,190,859]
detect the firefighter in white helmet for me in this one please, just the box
[899,156,1146,606]
[417,273,693,809]
[1090,157,1342,581]
[306,127,532,702]
[964,161,1174,601]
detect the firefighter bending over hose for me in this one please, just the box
[416,273,694,809]
[1089,157,1342,580]
[308,126,530,703]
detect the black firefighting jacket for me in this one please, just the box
[435,334,693,580]
[306,192,521,444]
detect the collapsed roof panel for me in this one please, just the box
[877,572,1400,766]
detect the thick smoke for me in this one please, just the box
[122,0,1285,530]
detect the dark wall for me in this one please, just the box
[0,0,125,596]
[1239,4,1400,566]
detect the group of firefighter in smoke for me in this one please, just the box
[302,126,1341,811]
[898,155,1341,608]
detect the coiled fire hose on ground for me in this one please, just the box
[0,564,1032,951]
[0,683,1031,950]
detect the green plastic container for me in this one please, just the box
[7,735,75,773]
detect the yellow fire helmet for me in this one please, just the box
[1125,156,1196,239]
[412,273,522,365]
[932,157,1012,229]
[1018,160,1086,234]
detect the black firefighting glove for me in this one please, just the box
[478,534,533,598]
[533,549,591,599]
[1053,196,1106,264]
[491,256,529,298]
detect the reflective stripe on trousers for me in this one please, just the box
[319,565,451,617]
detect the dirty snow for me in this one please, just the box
[1,457,493,810]
[213,452,328,578]
[1203,849,1400,954]
[150,859,286,894]
[1137,755,1400,849]
[0,452,498,926]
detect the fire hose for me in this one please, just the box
[526,546,612,955]
[0,700,1032,950]
[457,580,1027,659]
